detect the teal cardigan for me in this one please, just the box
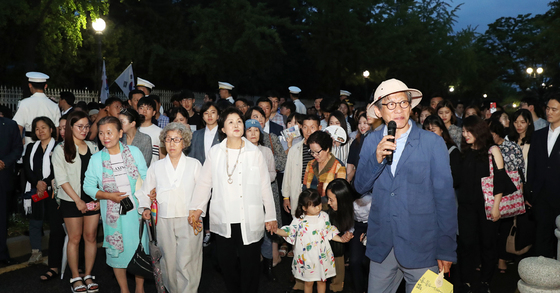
[83,144,147,201]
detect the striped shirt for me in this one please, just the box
[302,143,314,182]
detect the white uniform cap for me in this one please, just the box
[218,81,235,90]
[288,86,301,94]
[137,77,155,89]
[26,72,49,83]
[340,90,351,97]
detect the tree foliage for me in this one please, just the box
[0,0,559,105]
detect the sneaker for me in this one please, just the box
[28,249,42,264]
[203,233,211,247]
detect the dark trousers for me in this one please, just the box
[349,221,368,293]
[0,186,8,260]
[458,202,499,284]
[215,224,262,293]
[46,197,65,269]
[534,197,560,258]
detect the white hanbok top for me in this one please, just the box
[136,153,202,218]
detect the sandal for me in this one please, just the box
[70,277,87,293]
[40,268,59,282]
[83,275,99,293]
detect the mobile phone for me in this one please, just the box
[86,201,97,211]
[490,102,497,114]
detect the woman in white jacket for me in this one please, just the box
[189,107,277,293]
[135,122,202,293]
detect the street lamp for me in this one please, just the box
[93,18,106,100]
[363,70,370,100]
[483,94,488,98]
[536,67,544,74]
[526,67,534,75]
[449,86,455,93]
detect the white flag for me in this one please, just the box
[115,63,135,97]
[100,60,110,103]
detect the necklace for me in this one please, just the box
[226,142,242,184]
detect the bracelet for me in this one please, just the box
[283,197,289,200]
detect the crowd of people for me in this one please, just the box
[0,72,559,293]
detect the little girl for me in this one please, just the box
[275,189,348,293]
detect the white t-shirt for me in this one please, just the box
[225,148,243,224]
[139,124,162,164]
[110,154,134,210]
[204,126,218,160]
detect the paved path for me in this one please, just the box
[0,243,521,293]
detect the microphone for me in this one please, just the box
[386,121,396,165]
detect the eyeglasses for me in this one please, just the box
[74,124,90,131]
[165,137,184,144]
[381,100,410,110]
[308,149,324,156]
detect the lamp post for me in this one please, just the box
[92,18,106,98]
[363,70,370,101]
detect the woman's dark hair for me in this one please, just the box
[98,116,122,132]
[325,179,357,233]
[167,107,190,124]
[244,124,264,146]
[119,108,144,129]
[336,101,350,117]
[64,111,89,163]
[435,99,457,125]
[422,115,456,147]
[488,117,506,139]
[328,110,349,146]
[355,113,370,144]
[200,102,219,127]
[217,107,244,140]
[307,131,333,153]
[508,109,534,146]
[244,106,266,121]
[464,105,482,118]
[461,115,494,158]
[295,189,322,218]
[287,112,305,128]
[31,116,56,141]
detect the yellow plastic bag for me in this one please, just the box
[411,269,453,293]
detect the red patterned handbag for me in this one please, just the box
[481,146,526,220]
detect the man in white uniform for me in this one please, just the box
[218,81,235,104]
[13,72,61,145]
[289,86,306,114]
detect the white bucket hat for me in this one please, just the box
[369,78,422,119]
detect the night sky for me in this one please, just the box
[452,0,551,33]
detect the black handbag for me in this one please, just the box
[120,197,134,215]
[127,220,153,279]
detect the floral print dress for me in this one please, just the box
[281,211,339,282]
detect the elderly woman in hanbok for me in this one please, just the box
[83,117,149,293]
[135,122,202,293]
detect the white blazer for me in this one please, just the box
[190,137,276,245]
[136,153,202,218]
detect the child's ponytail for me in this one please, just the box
[295,189,322,218]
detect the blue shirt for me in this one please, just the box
[382,120,412,175]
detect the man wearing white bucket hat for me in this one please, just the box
[354,78,457,293]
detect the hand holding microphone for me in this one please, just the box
[376,121,397,164]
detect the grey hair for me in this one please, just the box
[374,91,412,110]
[159,122,193,149]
